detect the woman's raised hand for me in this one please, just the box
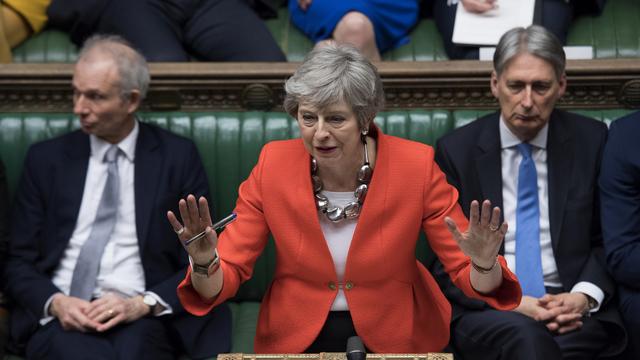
[167,195,218,265]
[445,200,507,269]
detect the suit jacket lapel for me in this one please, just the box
[58,132,90,250]
[134,123,162,250]
[474,114,505,253]
[295,145,338,278]
[348,126,386,272]
[547,111,572,251]
[475,114,504,212]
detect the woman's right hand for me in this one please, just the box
[167,195,218,265]
[460,0,497,13]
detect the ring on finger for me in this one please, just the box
[175,227,185,236]
[108,309,114,316]
[489,224,499,232]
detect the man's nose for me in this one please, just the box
[73,96,88,115]
[520,87,533,109]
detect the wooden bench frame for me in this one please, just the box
[0,59,638,113]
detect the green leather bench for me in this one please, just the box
[0,108,632,357]
[11,0,640,63]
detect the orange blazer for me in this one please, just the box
[178,128,521,353]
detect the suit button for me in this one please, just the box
[345,281,354,290]
[328,281,337,290]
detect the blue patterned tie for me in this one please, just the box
[69,145,120,300]
[515,143,545,297]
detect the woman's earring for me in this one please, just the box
[361,128,369,143]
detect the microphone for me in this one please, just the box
[346,336,366,360]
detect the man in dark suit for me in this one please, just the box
[0,158,8,273]
[0,158,9,358]
[430,25,625,359]
[599,111,640,360]
[4,35,231,359]
[46,0,286,62]
[432,0,607,60]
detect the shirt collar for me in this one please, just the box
[90,120,139,162]
[499,115,548,150]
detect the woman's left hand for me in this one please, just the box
[445,200,507,269]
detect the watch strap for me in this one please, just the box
[190,248,220,277]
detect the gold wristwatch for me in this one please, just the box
[190,248,220,277]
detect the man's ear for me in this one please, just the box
[490,71,499,98]
[127,90,141,114]
[557,73,567,97]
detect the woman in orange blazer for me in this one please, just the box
[169,44,522,353]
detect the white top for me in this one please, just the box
[499,117,604,311]
[318,191,358,311]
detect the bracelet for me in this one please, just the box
[471,257,499,274]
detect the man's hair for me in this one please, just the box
[78,34,150,100]
[493,25,566,79]
[283,43,384,130]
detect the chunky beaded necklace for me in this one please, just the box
[312,134,373,222]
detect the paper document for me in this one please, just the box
[452,0,536,46]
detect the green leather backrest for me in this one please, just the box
[567,0,640,58]
[12,30,78,63]
[0,109,633,302]
[12,0,640,62]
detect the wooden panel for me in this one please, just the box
[218,354,453,360]
[0,60,638,112]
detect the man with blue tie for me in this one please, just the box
[428,25,625,359]
[4,35,231,359]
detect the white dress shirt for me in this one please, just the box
[499,117,604,311]
[318,191,357,311]
[42,121,170,324]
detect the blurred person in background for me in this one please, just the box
[289,0,420,61]
[0,0,49,62]
[432,0,606,60]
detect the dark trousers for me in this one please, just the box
[305,311,359,353]
[26,318,176,360]
[617,286,640,360]
[24,301,231,360]
[615,318,640,360]
[94,0,286,61]
[450,307,610,360]
[433,0,574,60]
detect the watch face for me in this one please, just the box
[143,295,157,307]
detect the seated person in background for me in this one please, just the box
[4,35,231,359]
[289,0,420,61]
[0,158,9,358]
[432,0,606,59]
[0,0,49,62]
[170,43,522,353]
[428,25,626,359]
[47,0,286,61]
[599,111,640,360]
